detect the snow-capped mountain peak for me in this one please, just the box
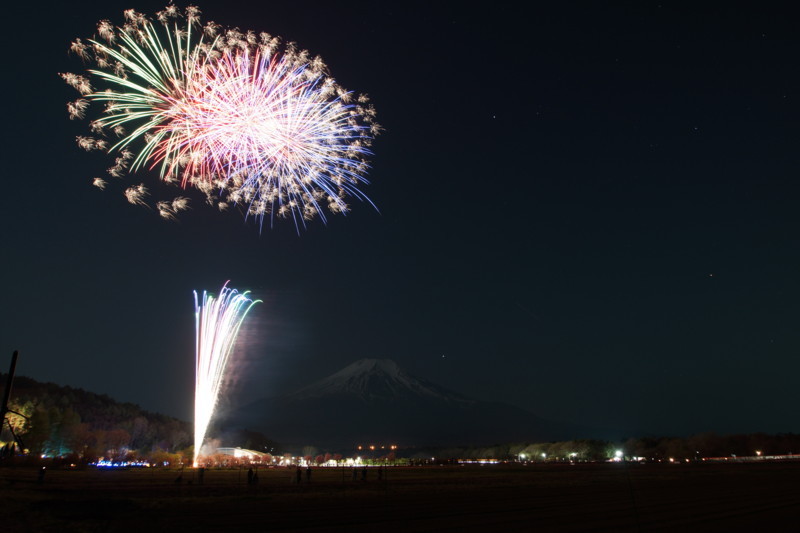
[288,358,473,405]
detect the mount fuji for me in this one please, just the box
[223,358,589,448]
[286,358,474,405]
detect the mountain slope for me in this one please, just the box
[224,359,589,448]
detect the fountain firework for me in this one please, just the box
[194,283,260,466]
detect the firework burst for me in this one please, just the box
[63,5,379,229]
[194,283,260,466]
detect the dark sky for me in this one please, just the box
[3,1,800,437]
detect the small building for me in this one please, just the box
[216,447,264,461]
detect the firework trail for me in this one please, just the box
[194,283,260,466]
[63,5,379,229]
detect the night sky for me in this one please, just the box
[3,1,800,438]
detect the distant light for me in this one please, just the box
[541,453,546,458]
[756,450,762,456]
[614,450,623,458]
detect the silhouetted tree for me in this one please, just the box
[25,409,51,455]
[106,428,131,459]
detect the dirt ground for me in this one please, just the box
[1,461,798,532]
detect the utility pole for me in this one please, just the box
[0,351,19,422]
[1,350,26,454]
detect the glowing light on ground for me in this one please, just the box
[63,4,379,229]
[194,283,260,466]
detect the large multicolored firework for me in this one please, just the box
[194,283,260,466]
[63,5,379,228]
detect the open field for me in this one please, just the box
[1,462,799,532]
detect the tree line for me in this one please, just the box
[4,374,798,465]
[1,374,192,463]
[405,432,800,462]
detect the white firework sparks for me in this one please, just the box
[194,284,260,466]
